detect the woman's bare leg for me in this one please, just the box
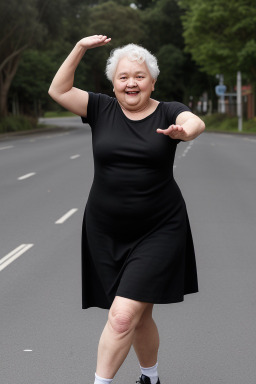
[96,296,151,379]
[132,304,160,367]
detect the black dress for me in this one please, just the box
[81,92,198,309]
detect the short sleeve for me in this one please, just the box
[165,101,191,125]
[163,101,191,144]
[81,92,113,129]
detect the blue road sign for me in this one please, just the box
[215,85,227,96]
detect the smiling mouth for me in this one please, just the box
[126,91,139,95]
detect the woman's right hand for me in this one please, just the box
[48,35,111,117]
[77,35,111,50]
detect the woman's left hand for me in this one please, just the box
[156,125,187,140]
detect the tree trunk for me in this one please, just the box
[0,71,8,117]
[0,55,21,117]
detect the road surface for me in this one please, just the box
[1,117,256,384]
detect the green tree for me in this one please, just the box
[0,0,42,116]
[10,50,56,116]
[138,0,208,104]
[180,0,256,83]
[0,0,80,117]
[79,1,147,93]
[132,0,156,9]
[141,0,184,53]
[154,44,185,101]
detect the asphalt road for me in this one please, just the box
[1,117,256,384]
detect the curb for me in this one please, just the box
[204,129,256,137]
[0,125,77,140]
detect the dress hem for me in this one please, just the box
[82,290,199,310]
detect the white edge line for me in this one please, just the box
[18,173,36,181]
[55,209,78,224]
[0,145,14,150]
[244,137,256,143]
[0,244,34,272]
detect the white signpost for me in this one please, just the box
[215,72,243,132]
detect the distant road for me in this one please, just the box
[1,119,256,384]
[38,116,83,128]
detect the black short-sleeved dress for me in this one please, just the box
[81,92,198,309]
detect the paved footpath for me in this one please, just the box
[0,118,256,384]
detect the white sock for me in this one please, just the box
[94,373,113,384]
[140,362,159,384]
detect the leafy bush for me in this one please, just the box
[0,115,37,133]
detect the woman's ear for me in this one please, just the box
[152,79,156,91]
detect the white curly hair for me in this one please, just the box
[105,43,160,82]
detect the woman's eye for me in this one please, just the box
[137,76,144,79]
[120,77,127,80]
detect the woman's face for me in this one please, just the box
[113,57,156,112]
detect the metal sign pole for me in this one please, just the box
[220,74,225,113]
[237,71,243,132]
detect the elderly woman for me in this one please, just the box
[49,35,205,384]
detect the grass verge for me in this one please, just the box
[43,111,76,118]
[201,114,256,134]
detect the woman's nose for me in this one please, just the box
[127,77,137,87]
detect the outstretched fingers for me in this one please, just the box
[157,125,187,140]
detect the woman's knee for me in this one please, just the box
[108,296,149,335]
[108,311,133,334]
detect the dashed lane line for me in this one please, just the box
[18,172,36,181]
[70,154,80,159]
[0,244,34,272]
[181,141,194,158]
[55,209,78,224]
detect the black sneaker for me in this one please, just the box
[136,374,160,384]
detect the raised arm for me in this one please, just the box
[157,111,205,141]
[48,35,111,117]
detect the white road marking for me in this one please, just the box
[55,209,78,224]
[0,244,34,272]
[0,145,14,151]
[70,154,80,159]
[43,132,70,140]
[23,349,33,352]
[181,141,194,157]
[243,137,256,143]
[18,172,36,180]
